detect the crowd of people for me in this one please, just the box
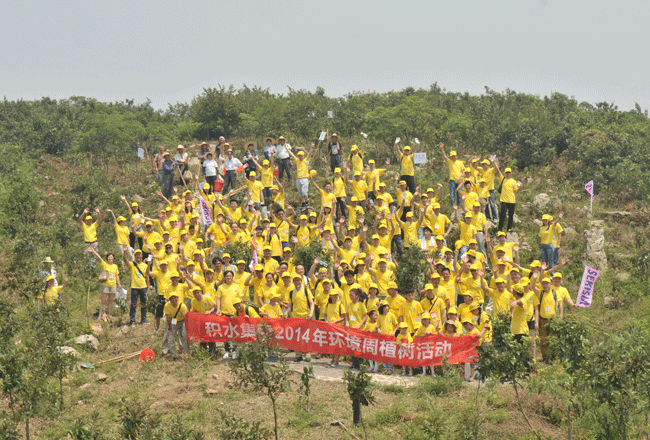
[39,134,577,377]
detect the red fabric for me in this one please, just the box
[186,313,478,367]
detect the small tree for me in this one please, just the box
[342,365,375,438]
[394,244,427,293]
[292,240,332,271]
[230,322,292,440]
[297,365,315,411]
[475,314,539,440]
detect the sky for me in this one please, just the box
[1,0,649,111]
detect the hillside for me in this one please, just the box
[1,88,650,439]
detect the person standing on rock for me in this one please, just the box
[496,166,522,232]
[327,133,343,173]
[153,145,166,188]
[174,145,189,184]
[275,136,293,181]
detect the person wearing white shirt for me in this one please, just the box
[174,145,189,184]
[222,148,243,195]
[275,136,292,181]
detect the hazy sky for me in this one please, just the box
[1,0,648,111]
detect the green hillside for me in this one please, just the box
[1,86,650,439]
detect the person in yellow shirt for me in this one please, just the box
[469,303,491,344]
[537,277,559,361]
[395,140,416,193]
[332,167,348,218]
[38,275,68,311]
[363,309,381,373]
[551,272,576,316]
[439,143,464,208]
[459,212,478,255]
[415,312,437,377]
[106,209,131,260]
[347,171,369,205]
[539,214,555,268]
[88,248,121,322]
[260,294,285,318]
[348,143,365,175]
[148,260,172,333]
[79,207,101,264]
[396,322,414,376]
[496,165,523,232]
[288,144,316,208]
[216,270,244,358]
[346,288,368,370]
[442,319,459,337]
[486,277,512,317]
[123,249,150,326]
[420,283,447,330]
[550,213,564,267]
[310,177,337,212]
[368,259,395,297]
[244,171,265,209]
[456,180,479,213]
[364,158,390,201]
[162,293,189,356]
[480,158,499,222]
[509,286,531,342]
[395,210,420,250]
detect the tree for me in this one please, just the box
[342,365,375,438]
[475,314,539,440]
[230,322,292,440]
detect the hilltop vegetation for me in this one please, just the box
[1,85,650,439]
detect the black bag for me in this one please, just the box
[497,177,505,194]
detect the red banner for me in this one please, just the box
[185,313,478,367]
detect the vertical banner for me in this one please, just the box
[585,180,594,212]
[576,266,600,307]
[199,196,213,227]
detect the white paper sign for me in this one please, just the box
[327,111,334,119]
[414,152,427,164]
[137,148,145,158]
[318,131,327,141]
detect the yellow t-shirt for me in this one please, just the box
[481,167,497,191]
[378,312,397,335]
[217,283,242,315]
[500,178,519,204]
[247,180,265,203]
[347,301,367,328]
[552,223,564,248]
[128,261,148,289]
[396,332,413,346]
[295,157,310,179]
[319,189,337,208]
[39,286,63,305]
[291,287,314,318]
[539,289,558,319]
[164,301,188,321]
[82,221,98,243]
[326,300,345,323]
[445,158,465,181]
[260,166,273,188]
[152,268,173,296]
[459,222,477,246]
[350,180,368,201]
[511,296,529,335]
[486,288,512,316]
[260,302,283,318]
[415,324,438,336]
[399,153,414,176]
[114,223,129,246]
[333,177,347,198]
[399,300,424,333]
[374,270,395,297]
[100,261,119,287]
[165,283,188,302]
[539,225,554,245]
[364,169,385,189]
[191,295,215,313]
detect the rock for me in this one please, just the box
[520,203,531,211]
[132,194,145,204]
[188,157,201,166]
[38,200,46,208]
[526,177,534,184]
[74,335,99,352]
[606,211,632,219]
[513,214,521,224]
[584,226,607,271]
[59,346,80,357]
[205,389,219,396]
[616,272,630,282]
[589,220,605,228]
[114,325,131,338]
[533,219,543,226]
[77,401,85,406]
[80,383,91,390]
[604,297,624,308]
[212,374,219,380]
[548,196,563,212]
[96,373,107,382]
[532,193,550,210]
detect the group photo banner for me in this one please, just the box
[185,313,478,367]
